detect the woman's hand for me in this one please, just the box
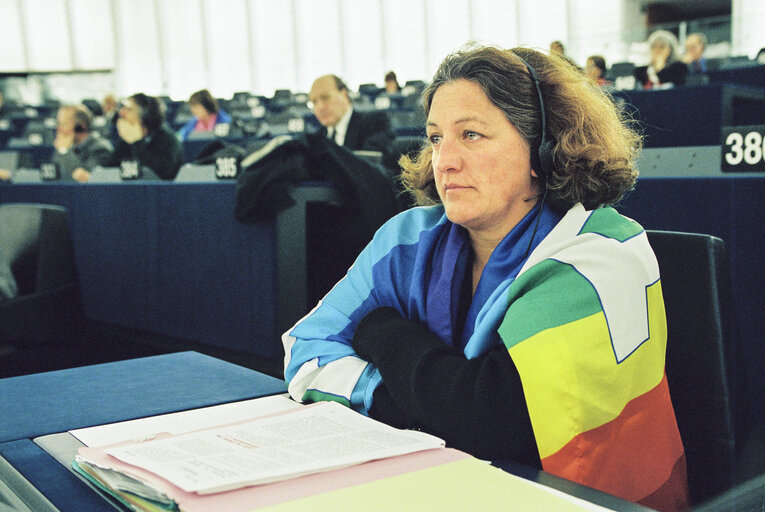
[351,307,422,363]
[71,167,91,183]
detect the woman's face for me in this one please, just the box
[190,102,209,121]
[651,42,671,67]
[427,79,540,240]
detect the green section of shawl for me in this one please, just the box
[579,207,643,242]
[302,389,351,407]
[499,260,603,349]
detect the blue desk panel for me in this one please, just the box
[0,182,280,359]
[617,176,765,420]
[0,351,286,443]
[709,64,765,88]
[612,83,765,148]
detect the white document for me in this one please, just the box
[99,401,444,494]
[71,394,300,447]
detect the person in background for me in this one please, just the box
[52,105,113,183]
[384,71,401,94]
[0,91,9,178]
[0,91,8,178]
[104,93,183,180]
[309,74,395,153]
[177,89,232,141]
[585,55,611,86]
[634,30,688,88]
[101,93,118,121]
[549,40,565,56]
[549,40,579,69]
[682,33,708,74]
[284,45,689,512]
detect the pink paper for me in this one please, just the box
[78,445,468,511]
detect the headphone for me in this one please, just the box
[519,59,556,261]
[72,107,92,134]
[521,61,556,181]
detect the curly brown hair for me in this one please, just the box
[399,44,641,211]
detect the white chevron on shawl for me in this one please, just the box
[516,204,659,363]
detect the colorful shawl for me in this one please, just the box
[283,203,688,510]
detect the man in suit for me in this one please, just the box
[682,33,708,74]
[309,74,395,154]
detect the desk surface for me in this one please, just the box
[0,352,286,512]
[0,353,652,512]
[0,351,286,443]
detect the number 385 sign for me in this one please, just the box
[722,126,765,172]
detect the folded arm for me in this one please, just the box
[352,307,540,465]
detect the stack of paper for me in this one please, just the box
[73,400,446,511]
[70,396,615,512]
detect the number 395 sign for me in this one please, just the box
[722,125,765,173]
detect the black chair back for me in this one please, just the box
[647,230,751,505]
[0,203,81,348]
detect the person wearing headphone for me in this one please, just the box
[104,93,183,180]
[51,105,113,183]
[283,45,689,512]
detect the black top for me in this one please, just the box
[634,61,689,88]
[351,306,541,466]
[322,110,396,154]
[108,125,184,180]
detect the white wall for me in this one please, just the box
[1,0,761,102]
[731,0,765,59]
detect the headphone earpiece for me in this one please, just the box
[522,61,556,181]
[537,138,555,179]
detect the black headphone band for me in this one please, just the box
[518,59,554,262]
[523,62,547,140]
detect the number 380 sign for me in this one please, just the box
[722,126,765,172]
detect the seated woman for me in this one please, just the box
[178,89,231,141]
[634,30,688,88]
[105,93,184,180]
[283,45,689,512]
